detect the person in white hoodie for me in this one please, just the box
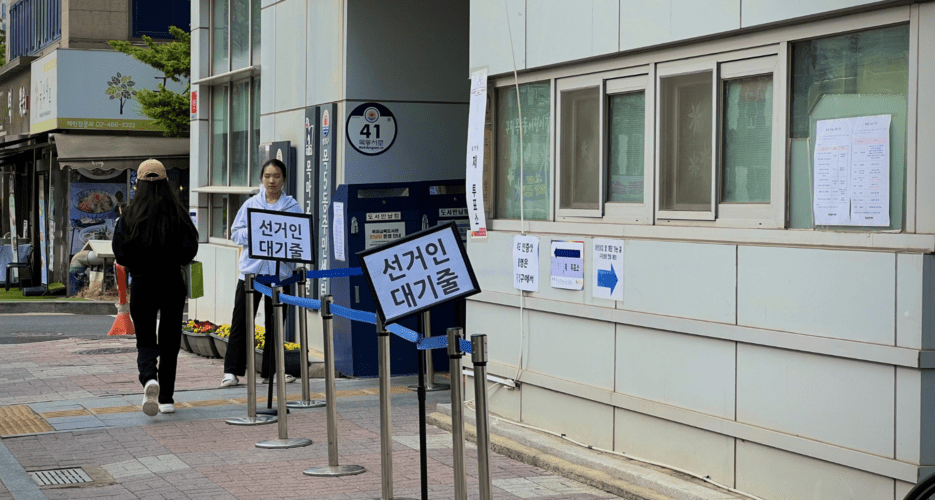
[221,158,302,387]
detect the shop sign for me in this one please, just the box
[0,70,31,137]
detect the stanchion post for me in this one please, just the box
[472,334,492,500]
[408,310,448,393]
[227,274,276,426]
[288,266,325,409]
[448,327,467,500]
[303,295,365,477]
[256,285,312,449]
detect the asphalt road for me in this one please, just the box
[0,313,119,344]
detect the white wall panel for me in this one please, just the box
[466,231,516,295]
[526,311,614,391]
[526,0,618,68]
[616,325,735,419]
[522,385,613,450]
[897,480,917,500]
[274,0,306,111]
[193,0,209,30]
[466,375,521,421]
[738,246,895,344]
[736,441,895,500]
[306,0,344,106]
[897,367,921,464]
[917,3,935,233]
[260,114,275,144]
[623,240,736,323]
[470,0,525,76]
[737,344,894,457]
[466,301,522,371]
[619,1,671,51]
[742,0,889,28]
[614,409,734,487]
[620,0,739,53]
[193,245,217,320]
[898,254,923,349]
[346,0,468,103]
[260,3,276,115]
[214,245,240,325]
[191,28,209,83]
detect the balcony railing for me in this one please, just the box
[9,0,62,60]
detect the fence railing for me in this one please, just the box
[9,0,62,60]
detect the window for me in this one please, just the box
[132,0,190,39]
[656,53,783,226]
[558,84,601,215]
[496,82,551,221]
[9,0,61,60]
[605,73,653,223]
[788,24,909,231]
[207,0,262,240]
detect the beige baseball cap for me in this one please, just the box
[137,159,167,181]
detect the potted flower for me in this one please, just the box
[180,320,194,352]
[210,324,231,358]
[253,326,306,377]
[182,320,221,358]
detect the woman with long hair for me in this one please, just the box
[221,158,301,387]
[113,159,199,416]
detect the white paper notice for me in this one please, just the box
[466,68,488,238]
[813,115,891,226]
[513,235,539,292]
[333,201,345,261]
[592,239,623,301]
[550,241,584,291]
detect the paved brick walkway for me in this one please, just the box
[0,336,621,500]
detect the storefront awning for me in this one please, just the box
[51,134,189,171]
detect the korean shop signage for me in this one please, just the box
[0,70,31,137]
[247,209,316,264]
[358,221,480,326]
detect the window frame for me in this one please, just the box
[604,71,654,224]
[556,74,605,218]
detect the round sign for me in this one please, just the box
[346,102,397,156]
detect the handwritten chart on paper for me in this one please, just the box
[813,115,891,226]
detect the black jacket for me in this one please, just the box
[112,216,199,277]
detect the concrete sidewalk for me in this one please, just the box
[0,336,627,500]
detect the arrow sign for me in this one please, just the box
[597,264,618,294]
[592,239,624,301]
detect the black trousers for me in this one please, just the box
[224,280,289,378]
[129,272,186,404]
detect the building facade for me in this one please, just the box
[467,1,935,499]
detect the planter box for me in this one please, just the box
[255,348,307,377]
[183,331,220,358]
[210,333,228,359]
[180,331,193,353]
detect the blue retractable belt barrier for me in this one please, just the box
[251,271,471,354]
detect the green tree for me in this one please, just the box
[108,26,190,137]
[0,30,7,67]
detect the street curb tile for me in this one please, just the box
[427,411,674,500]
[0,406,53,436]
[89,406,139,415]
[38,410,89,418]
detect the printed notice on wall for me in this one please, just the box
[513,235,539,292]
[366,222,405,250]
[550,240,584,291]
[466,68,488,238]
[333,201,345,261]
[591,239,623,301]
[813,115,891,226]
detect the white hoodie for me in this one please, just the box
[230,185,304,281]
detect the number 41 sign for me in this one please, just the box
[358,221,480,326]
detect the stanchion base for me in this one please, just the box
[257,408,288,416]
[302,464,366,477]
[286,399,326,409]
[407,383,450,392]
[225,415,277,426]
[255,437,313,449]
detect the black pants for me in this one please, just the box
[224,280,288,378]
[129,272,186,404]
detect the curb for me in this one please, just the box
[430,404,743,500]
[0,301,115,315]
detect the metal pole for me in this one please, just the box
[408,309,448,392]
[448,327,467,500]
[378,316,394,499]
[472,334,492,500]
[288,266,325,409]
[256,285,312,449]
[417,314,429,500]
[304,295,365,477]
[227,274,276,426]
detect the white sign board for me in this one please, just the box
[591,239,623,301]
[366,222,406,250]
[333,201,345,262]
[466,67,488,238]
[359,222,481,325]
[550,241,584,290]
[813,114,891,226]
[247,208,315,263]
[513,235,539,292]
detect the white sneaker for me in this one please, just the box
[261,374,296,384]
[158,403,175,414]
[220,374,239,387]
[142,380,159,417]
